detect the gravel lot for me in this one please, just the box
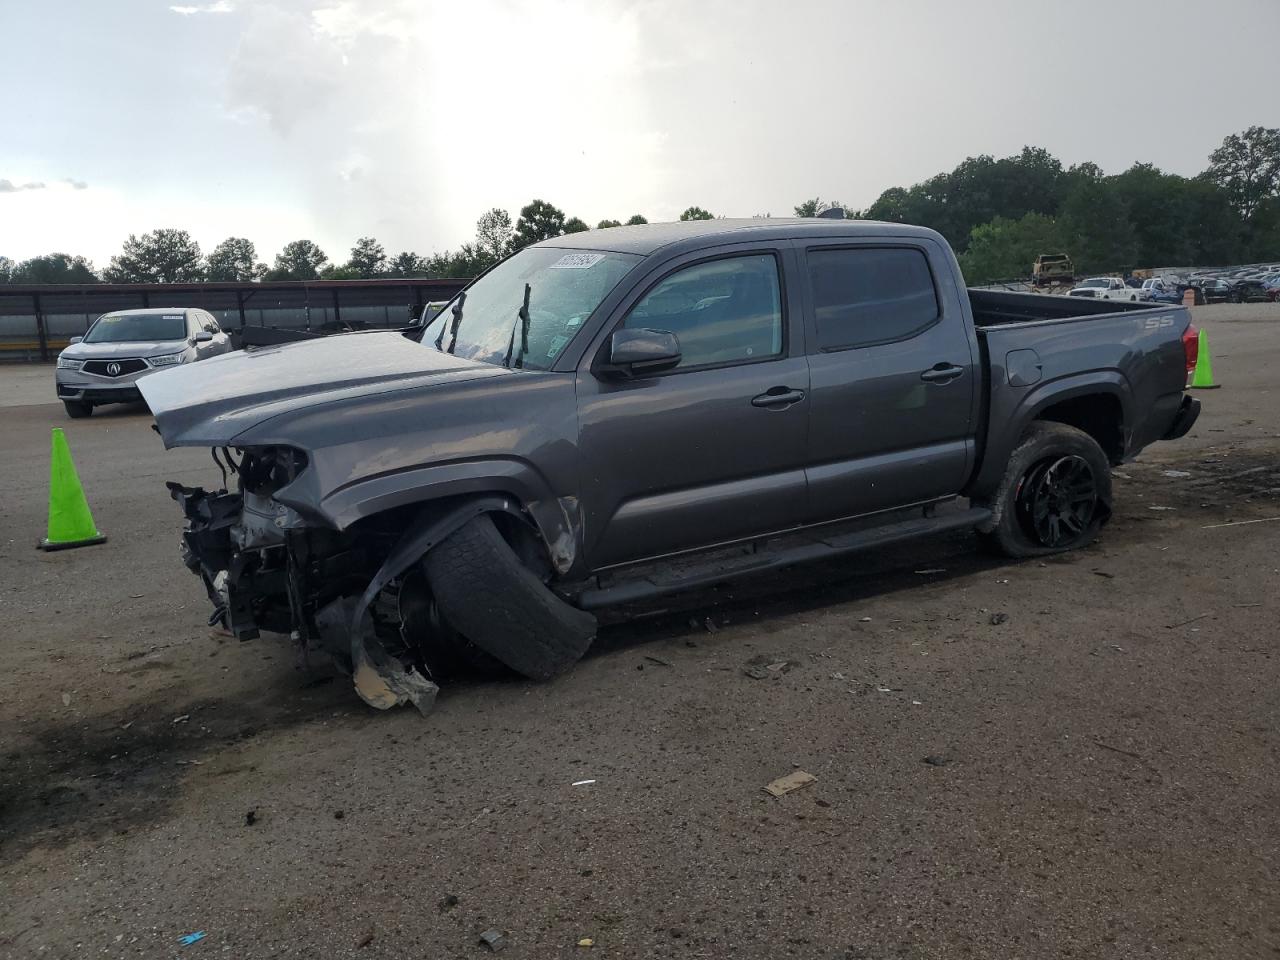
[2,304,1278,959]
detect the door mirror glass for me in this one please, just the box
[193,330,214,344]
[605,328,682,377]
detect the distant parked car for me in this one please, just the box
[1228,279,1273,303]
[1068,277,1142,301]
[1189,278,1233,303]
[1148,284,1184,304]
[55,308,233,418]
[1032,253,1074,286]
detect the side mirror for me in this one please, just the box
[69,336,83,345]
[193,331,214,344]
[603,328,682,378]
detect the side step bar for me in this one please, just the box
[574,506,992,610]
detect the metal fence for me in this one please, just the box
[0,278,469,362]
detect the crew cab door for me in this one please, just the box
[575,245,810,568]
[797,239,977,521]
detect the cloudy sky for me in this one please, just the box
[2,0,1277,267]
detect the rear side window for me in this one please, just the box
[807,247,940,351]
[624,254,783,369]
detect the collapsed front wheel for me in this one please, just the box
[423,514,597,681]
[977,421,1112,558]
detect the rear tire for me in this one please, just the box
[63,400,93,419]
[977,421,1112,558]
[424,514,597,681]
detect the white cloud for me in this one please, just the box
[219,0,668,255]
[170,1,234,14]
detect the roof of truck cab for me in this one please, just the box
[99,307,194,316]
[533,218,945,257]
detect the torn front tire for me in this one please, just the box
[424,514,596,681]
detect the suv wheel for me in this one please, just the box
[63,400,93,419]
[978,422,1112,558]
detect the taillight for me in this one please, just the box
[1182,323,1199,382]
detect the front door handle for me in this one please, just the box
[751,387,806,408]
[920,363,964,383]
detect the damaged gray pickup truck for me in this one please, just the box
[141,219,1202,714]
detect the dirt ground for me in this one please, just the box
[2,304,1278,959]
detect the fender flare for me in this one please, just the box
[968,372,1132,500]
[279,458,583,575]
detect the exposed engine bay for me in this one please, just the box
[170,447,447,715]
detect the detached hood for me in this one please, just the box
[140,330,511,447]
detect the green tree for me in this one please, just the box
[348,237,387,278]
[794,198,845,218]
[386,251,429,277]
[625,214,648,225]
[1205,125,1280,221]
[596,219,622,229]
[104,229,203,283]
[679,206,714,221]
[267,239,329,280]
[206,237,265,281]
[475,208,513,264]
[563,217,590,234]
[510,199,567,251]
[9,253,99,283]
[1058,177,1138,274]
[957,213,1064,285]
[320,264,361,280]
[0,256,12,283]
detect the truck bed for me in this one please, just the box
[968,288,1156,329]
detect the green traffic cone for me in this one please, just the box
[38,428,107,551]
[1190,329,1219,390]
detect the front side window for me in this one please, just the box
[84,312,187,343]
[807,247,940,351]
[623,254,783,369]
[420,246,640,370]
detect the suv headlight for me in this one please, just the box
[57,356,83,370]
[149,352,187,367]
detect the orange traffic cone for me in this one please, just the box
[38,428,107,550]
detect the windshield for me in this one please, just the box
[1079,279,1108,288]
[85,312,187,343]
[421,247,640,370]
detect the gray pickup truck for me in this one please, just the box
[141,219,1201,712]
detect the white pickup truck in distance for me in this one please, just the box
[1069,277,1144,301]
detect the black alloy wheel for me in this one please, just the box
[1014,454,1099,548]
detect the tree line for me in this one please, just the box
[2,127,1276,287]
[0,202,712,287]
[853,125,1280,283]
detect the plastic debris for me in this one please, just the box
[572,779,596,787]
[173,714,190,724]
[763,770,817,797]
[479,929,508,951]
[178,931,206,946]
[578,938,595,948]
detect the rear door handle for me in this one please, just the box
[751,387,806,408]
[920,363,964,383]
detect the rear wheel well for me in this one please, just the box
[1035,394,1124,463]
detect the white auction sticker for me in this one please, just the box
[549,253,605,270]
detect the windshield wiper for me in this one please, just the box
[435,291,467,354]
[502,283,532,369]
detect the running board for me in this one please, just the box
[573,506,992,610]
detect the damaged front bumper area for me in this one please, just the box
[168,446,439,715]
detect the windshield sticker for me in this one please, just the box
[546,334,570,359]
[164,314,184,319]
[549,253,606,270]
